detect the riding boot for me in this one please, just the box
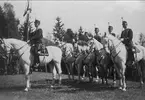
[126,49,134,66]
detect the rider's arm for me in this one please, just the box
[126,29,133,41]
[30,29,43,40]
[120,31,124,41]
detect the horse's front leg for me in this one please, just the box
[77,63,82,83]
[24,64,31,92]
[113,65,117,87]
[82,65,86,80]
[95,65,99,82]
[70,63,74,80]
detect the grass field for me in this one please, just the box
[0,72,144,100]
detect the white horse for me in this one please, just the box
[102,33,145,91]
[0,38,62,91]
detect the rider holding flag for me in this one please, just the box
[29,19,43,68]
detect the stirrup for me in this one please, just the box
[126,61,135,66]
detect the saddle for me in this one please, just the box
[125,44,140,53]
[125,44,140,66]
[38,44,49,56]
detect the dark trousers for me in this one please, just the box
[30,45,40,65]
[127,48,134,61]
[124,42,135,62]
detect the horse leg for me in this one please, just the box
[77,63,82,83]
[82,65,86,80]
[95,66,99,82]
[24,64,31,92]
[56,62,62,85]
[88,65,92,82]
[105,65,108,85]
[51,64,57,87]
[113,65,117,87]
[120,62,126,91]
[70,63,74,80]
[138,61,144,88]
[65,62,71,80]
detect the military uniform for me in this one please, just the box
[30,26,43,66]
[63,29,74,43]
[121,27,134,65]
[110,33,116,37]
[94,34,102,43]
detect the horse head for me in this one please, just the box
[0,38,12,59]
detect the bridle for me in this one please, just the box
[0,38,29,60]
[0,38,11,59]
[107,38,122,59]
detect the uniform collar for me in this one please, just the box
[35,26,40,31]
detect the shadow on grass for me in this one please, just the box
[0,86,25,92]
[0,78,117,93]
[58,79,117,93]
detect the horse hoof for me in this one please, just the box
[118,87,122,90]
[50,85,54,88]
[81,77,84,80]
[122,88,126,92]
[95,79,99,83]
[24,88,29,92]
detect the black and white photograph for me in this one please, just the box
[0,0,145,100]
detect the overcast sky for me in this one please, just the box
[0,0,145,41]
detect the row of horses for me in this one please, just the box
[0,33,144,92]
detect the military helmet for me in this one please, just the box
[108,26,113,29]
[122,21,127,24]
[34,19,40,24]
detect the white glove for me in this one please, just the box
[120,38,124,41]
[27,40,30,43]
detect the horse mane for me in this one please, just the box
[107,34,123,46]
[4,38,29,48]
[92,38,103,50]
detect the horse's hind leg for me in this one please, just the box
[70,63,74,80]
[114,63,123,90]
[138,61,144,88]
[54,62,62,85]
[65,63,71,80]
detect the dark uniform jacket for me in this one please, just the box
[29,28,43,45]
[63,33,73,43]
[78,33,89,42]
[94,34,102,43]
[121,28,133,47]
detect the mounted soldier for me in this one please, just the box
[94,27,102,43]
[29,19,43,67]
[120,20,134,66]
